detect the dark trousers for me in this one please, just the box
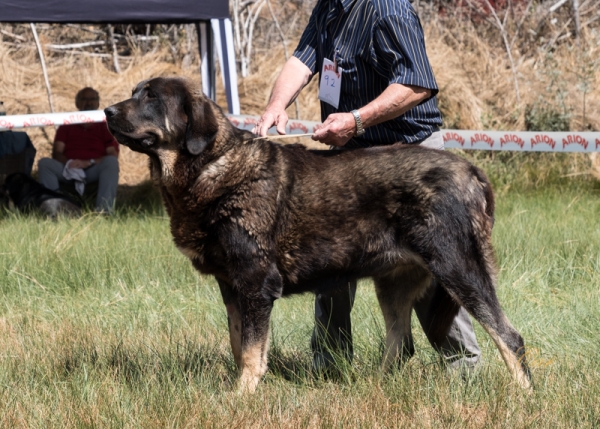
[311,279,481,370]
[38,156,119,213]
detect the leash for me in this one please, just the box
[251,133,314,141]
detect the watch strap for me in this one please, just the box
[351,109,365,136]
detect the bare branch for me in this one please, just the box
[510,0,535,51]
[1,29,27,41]
[232,0,267,77]
[266,0,300,119]
[572,0,581,39]
[107,24,121,73]
[549,0,569,13]
[46,40,106,49]
[30,23,55,113]
[481,0,521,104]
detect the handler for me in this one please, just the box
[253,0,481,373]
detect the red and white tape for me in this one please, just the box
[1,111,599,152]
[0,111,106,130]
[440,130,600,152]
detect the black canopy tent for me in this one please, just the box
[0,0,240,114]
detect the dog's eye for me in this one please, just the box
[146,90,157,100]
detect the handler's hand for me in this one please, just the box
[252,107,289,137]
[69,159,91,169]
[312,112,356,147]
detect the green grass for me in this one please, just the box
[0,179,599,428]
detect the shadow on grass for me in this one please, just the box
[267,344,313,385]
[267,342,361,388]
[57,337,238,389]
[114,181,164,216]
[55,332,372,392]
[0,180,165,220]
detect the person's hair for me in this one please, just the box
[75,87,100,103]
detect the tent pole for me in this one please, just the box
[212,19,240,115]
[196,21,215,101]
[30,23,55,113]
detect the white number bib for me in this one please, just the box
[318,58,342,109]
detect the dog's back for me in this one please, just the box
[273,144,495,288]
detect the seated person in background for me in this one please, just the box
[38,87,119,214]
[0,103,37,181]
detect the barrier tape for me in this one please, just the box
[1,111,599,152]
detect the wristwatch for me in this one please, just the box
[89,158,96,166]
[351,109,365,136]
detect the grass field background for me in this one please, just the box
[1,169,599,428]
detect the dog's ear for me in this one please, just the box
[183,91,219,156]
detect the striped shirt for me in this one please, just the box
[294,0,442,147]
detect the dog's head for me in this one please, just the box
[105,77,222,181]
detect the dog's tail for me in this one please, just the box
[465,164,499,295]
[471,165,495,226]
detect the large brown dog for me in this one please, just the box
[105,77,531,392]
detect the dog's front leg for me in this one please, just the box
[234,265,282,393]
[217,279,243,369]
[237,297,272,393]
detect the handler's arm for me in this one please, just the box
[312,83,431,147]
[252,57,313,136]
[52,140,69,164]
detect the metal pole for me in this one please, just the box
[195,21,216,101]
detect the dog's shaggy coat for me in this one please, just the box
[105,77,531,392]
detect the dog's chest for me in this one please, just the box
[169,210,226,270]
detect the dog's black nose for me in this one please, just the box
[104,106,118,119]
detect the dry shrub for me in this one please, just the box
[590,153,600,181]
[237,46,320,122]
[0,39,201,185]
[1,5,600,186]
[425,27,486,130]
[426,23,600,132]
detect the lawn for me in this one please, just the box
[0,179,599,428]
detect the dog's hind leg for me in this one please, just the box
[479,313,531,390]
[374,264,432,372]
[428,252,532,389]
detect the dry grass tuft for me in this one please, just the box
[590,153,600,181]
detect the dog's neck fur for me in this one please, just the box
[153,109,266,213]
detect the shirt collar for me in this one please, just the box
[331,0,357,13]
